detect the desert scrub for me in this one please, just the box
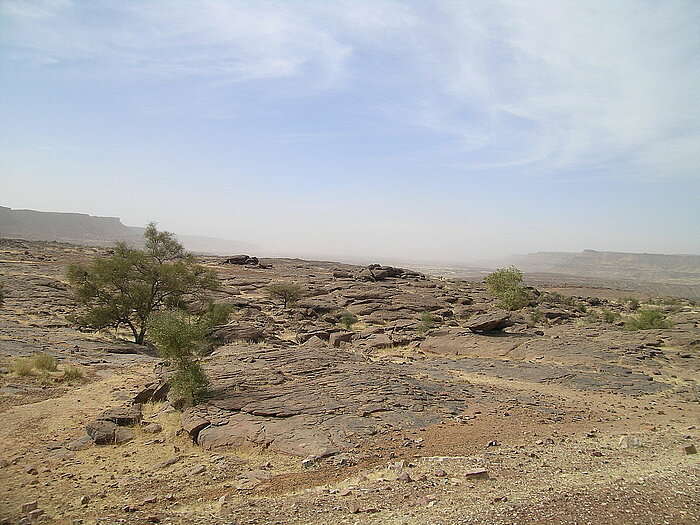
[32,352,58,371]
[339,311,358,330]
[11,357,33,376]
[485,267,530,310]
[601,308,619,324]
[417,312,436,334]
[529,307,544,325]
[625,308,674,330]
[61,365,85,382]
[0,281,4,307]
[621,297,640,311]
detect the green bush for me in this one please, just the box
[62,365,85,382]
[621,297,640,311]
[417,312,436,334]
[485,267,530,310]
[339,311,358,330]
[625,308,674,330]
[32,352,57,372]
[170,361,210,407]
[601,308,619,324]
[148,304,231,407]
[11,357,33,376]
[266,283,304,307]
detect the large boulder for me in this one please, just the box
[222,255,259,265]
[465,311,513,332]
[207,323,266,344]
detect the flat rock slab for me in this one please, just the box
[185,344,477,456]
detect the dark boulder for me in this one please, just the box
[465,311,513,332]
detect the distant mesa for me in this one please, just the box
[0,205,259,255]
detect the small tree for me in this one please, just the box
[67,223,218,344]
[485,267,530,311]
[266,282,304,307]
[148,303,232,407]
[339,311,358,330]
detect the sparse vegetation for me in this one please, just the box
[0,282,5,307]
[266,282,304,308]
[32,352,58,372]
[148,304,232,407]
[485,267,530,310]
[625,308,674,330]
[417,311,436,334]
[10,357,33,376]
[339,311,359,330]
[61,365,85,382]
[529,307,544,325]
[621,297,640,311]
[67,223,219,344]
[601,308,619,324]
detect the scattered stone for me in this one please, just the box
[99,405,142,426]
[27,509,45,521]
[465,311,513,332]
[397,471,413,482]
[186,465,206,476]
[681,444,697,455]
[619,435,642,448]
[151,456,181,470]
[142,423,163,434]
[80,495,90,505]
[464,469,489,479]
[348,502,362,514]
[143,495,158,504]
[24,465,38,475]
[66,435,93,451]
[21,501,38,514]
[434,468,448,477]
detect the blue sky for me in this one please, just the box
[1,0,699,262]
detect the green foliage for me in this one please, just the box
[622,297,640,311]
[11,357,33,376]
[601,308,619,324]
[541,292,575,307]
[0,281,5,307]
[339,311,359,330]
[62,365,85,382]
[625,308,674,330]
[485,267,530,311]
[67,223,218,344]
[586,310,600,323]
[32,352,57,371]
[148,304,231,407]
[148,304,232,362]
[170,361,210,407]
[417,311,436,334]
[266,282,304,307]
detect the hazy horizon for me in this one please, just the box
[2,1,699,262]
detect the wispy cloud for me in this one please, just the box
[2,0,699,178]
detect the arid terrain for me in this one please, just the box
[1,238,699,524]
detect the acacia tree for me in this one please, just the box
[67,223,218,344]
[484,266,530,311]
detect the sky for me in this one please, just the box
[1,0,699,263]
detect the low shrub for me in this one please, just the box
[601,308,619,324]
[339,311,358,330]
[170,361,210,407]
[11,358,33,376]
[62,365,85,382]
[625,308,674,330]
[621,297,640,311]
[32,352,57,372]
[485,267,530,311]
[417,312,436,334]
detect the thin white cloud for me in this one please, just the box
[2,0,698,178]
